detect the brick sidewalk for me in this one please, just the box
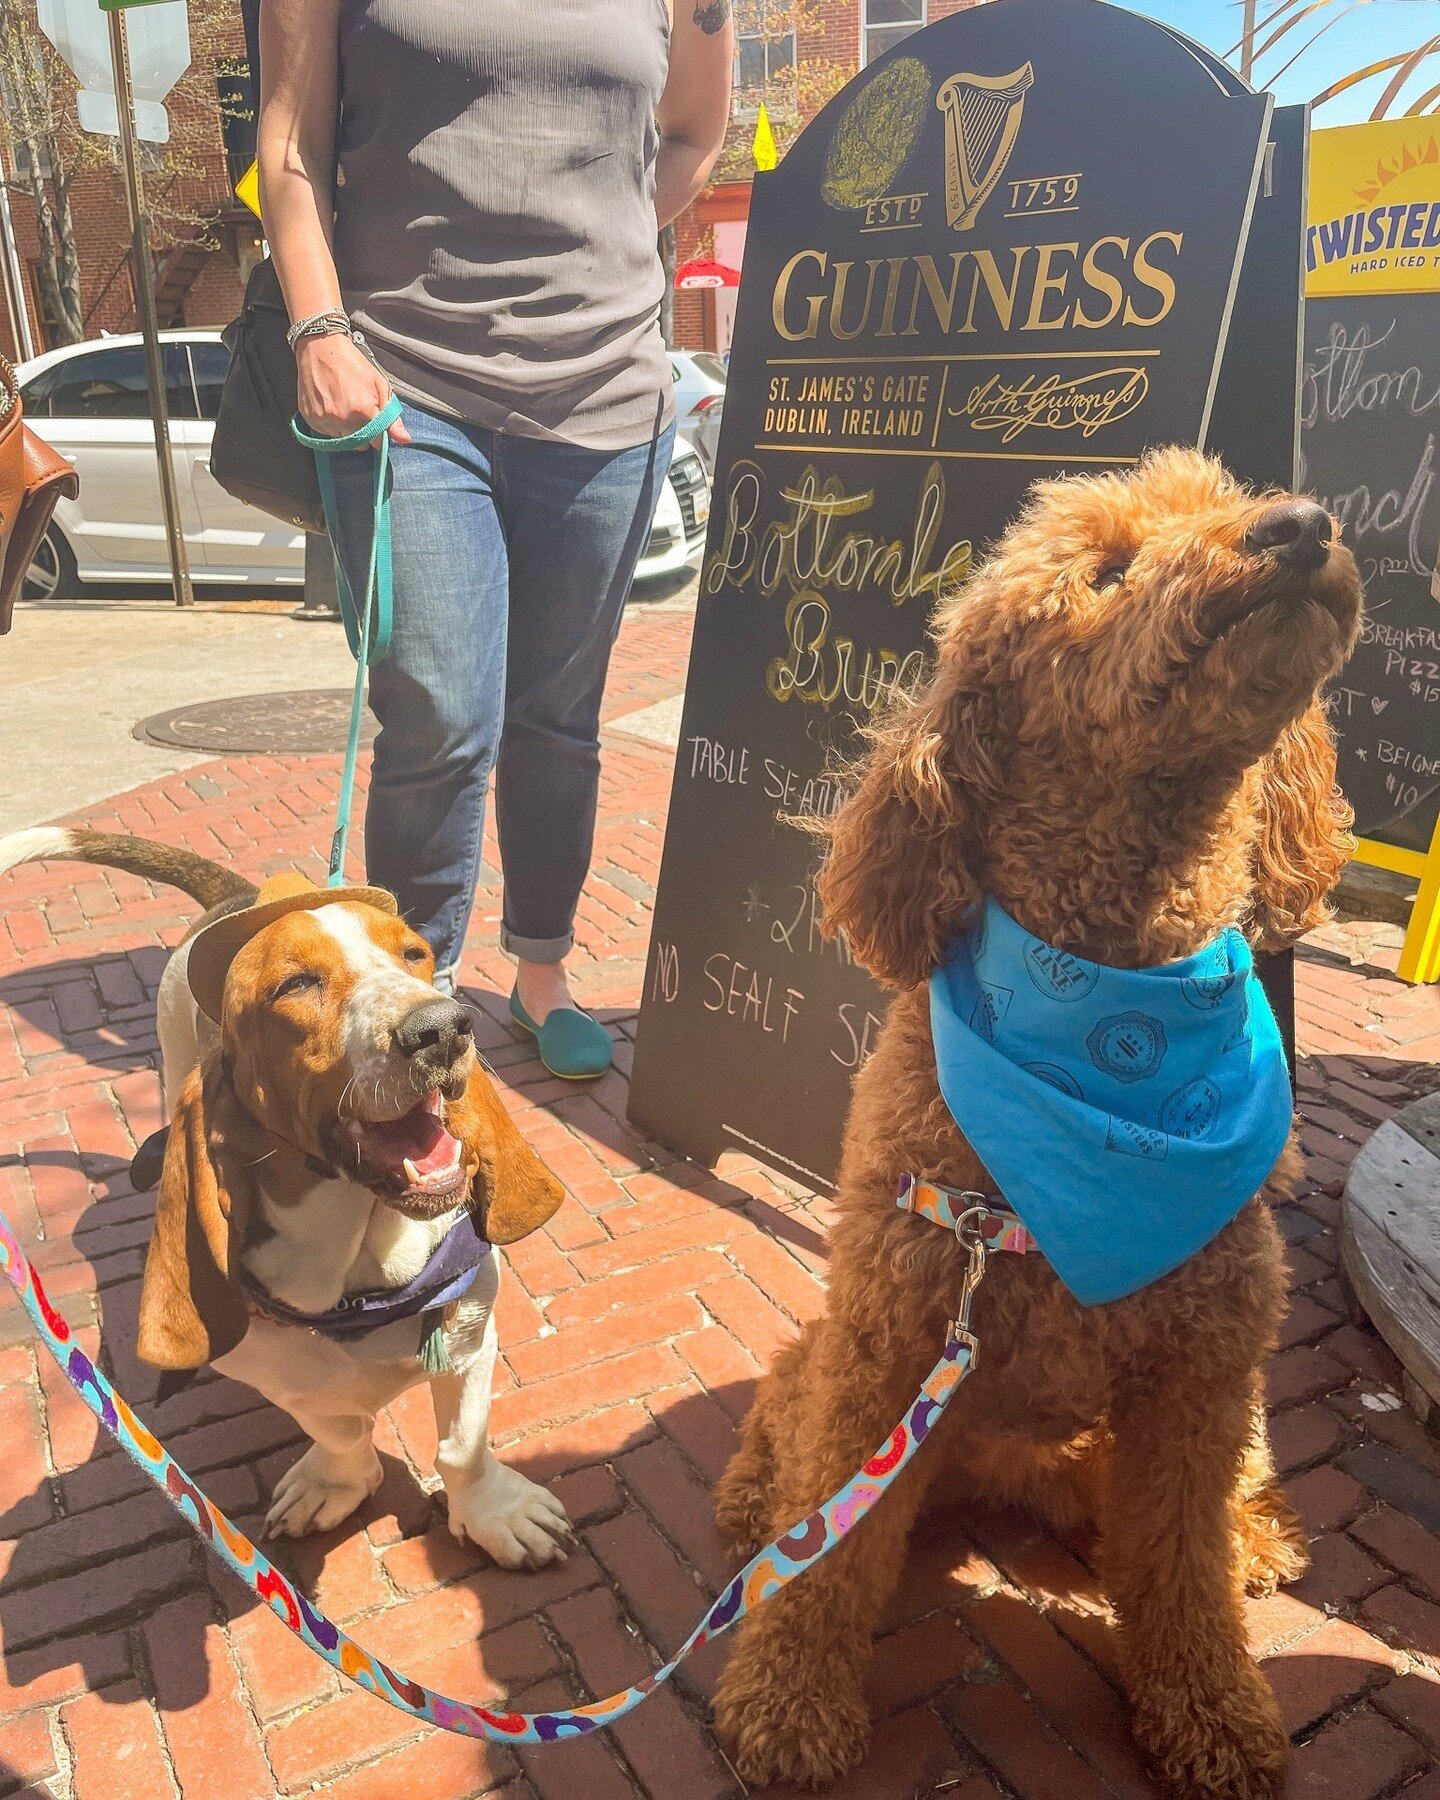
[1,601,1439,1800]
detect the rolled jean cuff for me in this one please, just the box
[500,926,573,964]
[432,964,459,996]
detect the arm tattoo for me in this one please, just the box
[693,0,732,33]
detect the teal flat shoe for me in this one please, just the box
[509,989,613,1080]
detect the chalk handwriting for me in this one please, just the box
[701,955,804,1042]
[1302,319,1440,426]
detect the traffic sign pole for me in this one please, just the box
[106,4,193,607]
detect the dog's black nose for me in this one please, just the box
[1245,500,1332,572]
[394,998,473,1063]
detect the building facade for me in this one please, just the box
[0,1,975,368]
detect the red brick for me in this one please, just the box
[1288,1531,1390,1610]
[1363,1582,1440,1659]
[549,1463,624,1527]
[0,1707,57,1790]
[507,1293,704,1386]
[616,1436,731,1588]
[1284,1705,1425,1796]
[938,1677,1113,1800]
[586,1508,711,1659]
[728,1229,827,1323]
[700,1274,800,1362]
[866,1611,982,1715]
[1375,1669,1440,1749]
[0,1635,130,1718]
[310,1724,515,1798]
[544,1249,735,1331]
[657,1381,742,1485]
[496,1399,656,1480]
[749,1704,975,1800]
[0,1382,53,1534]
[144,1594,272,1800]
[568,1209,749,1282]
[490,1343,686,1441]
[231,1602,337,1724]
[65,1687,172,1800]
[1287,1463,1367,1536]
[1269,1403,1346,1475]
[1263,1616,1398,1732]
[675,1325,762,1419]
[1266,1345,1351,1408]
[2,1541,197,1653]
[963,1589,1157,1798]
[1349,1504,1440,1594]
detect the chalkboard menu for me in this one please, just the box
[631,0,1301,1190]
[1302,298,1440,855]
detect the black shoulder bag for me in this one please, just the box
[211,258,326,535]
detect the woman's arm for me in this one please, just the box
[655,1,735,227]
[257,0,409,441]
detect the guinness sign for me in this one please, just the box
[631,0,1308,1190]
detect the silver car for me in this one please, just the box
[20,330,713,596]
[670,349,726,473]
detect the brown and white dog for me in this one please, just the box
[0,835,575,1567]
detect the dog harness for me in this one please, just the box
[238,1209,490,1371]
[929,897,1293,1306]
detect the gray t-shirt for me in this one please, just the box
[334,0,675,451]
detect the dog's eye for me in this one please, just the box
[271,972,320,1002]
[402,945,429,965]
[1096,562,1129,590]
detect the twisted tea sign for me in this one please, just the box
[631,0,1305,1191]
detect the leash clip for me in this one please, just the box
[947,1204,991,1365]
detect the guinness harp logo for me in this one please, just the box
[937,63,1035,231]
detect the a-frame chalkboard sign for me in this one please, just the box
[631,0,1308,1191]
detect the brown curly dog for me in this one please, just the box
[712,448,1363,1797]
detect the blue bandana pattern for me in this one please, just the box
[929,898,1293,1306]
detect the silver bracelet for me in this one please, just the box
[286,310,352,351]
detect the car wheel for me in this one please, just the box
[23,526,79,602]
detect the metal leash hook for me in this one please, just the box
[947,1202,992,1368]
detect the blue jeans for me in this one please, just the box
[329,400,673,984]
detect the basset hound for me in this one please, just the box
[0,828,575,1568]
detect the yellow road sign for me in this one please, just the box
[235,158,261,221]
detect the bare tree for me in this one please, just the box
[0,0,249,345]
[1232,0,1440,117]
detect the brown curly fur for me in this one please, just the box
[712,449,1362,1797]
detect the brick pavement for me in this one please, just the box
[0,600,1439,1799]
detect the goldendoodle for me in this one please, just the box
[713,447,1363,1798]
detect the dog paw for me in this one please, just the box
[713,1448,772,1556]
[716,1654,871,1791]
[265,1443,383,1538]
[1133,1664,1289,1799]
[1236,1482,1310,1597]
[445,1459,575,1571]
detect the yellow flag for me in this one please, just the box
[234,159,262,221]
[753,103,779,173]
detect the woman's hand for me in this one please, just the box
[295,333,412,445]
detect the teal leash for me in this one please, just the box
[291,397,403,886]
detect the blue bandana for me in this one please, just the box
[929,899,1293,1307]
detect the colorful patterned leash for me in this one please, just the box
[0,1190,1004,1744]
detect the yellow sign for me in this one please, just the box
[234,159,262,221]
[753,104,778,174]
[1306,118,1440,298]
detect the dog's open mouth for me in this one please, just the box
[352,1091,467,1210]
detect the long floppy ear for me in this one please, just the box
[459,1068,565,1245]
[137,1059,251,1369]
[1247,701,1355,953]
[819,666,1001,991]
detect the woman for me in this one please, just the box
[258,1,733,1077]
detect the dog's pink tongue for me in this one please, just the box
[366,1100,459,1177]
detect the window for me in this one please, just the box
[216,57,257,191]
[736,2,797,91]
[863,0,926,65]
[189,341,231,420]
[40,345,197,421]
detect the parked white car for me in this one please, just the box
[19,330,711,597]
[669,348,726,473]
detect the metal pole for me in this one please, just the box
[1240,0,1258,85]
[107,6,193,608]
[0,140,35,363]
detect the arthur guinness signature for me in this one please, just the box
[958,367,1150,442]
